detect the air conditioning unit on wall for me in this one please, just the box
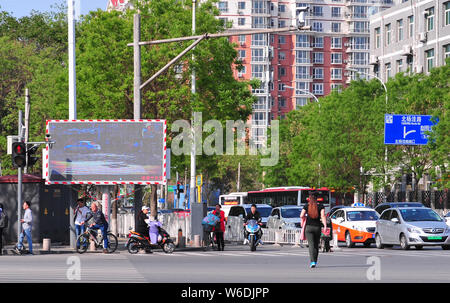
[418,32,427,43]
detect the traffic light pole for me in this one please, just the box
[17,110,23,244]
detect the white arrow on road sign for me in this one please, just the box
[403,126,416,138]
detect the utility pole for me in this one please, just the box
[237,162,241,192]
[133,13,143,225]
[24,89,30,174]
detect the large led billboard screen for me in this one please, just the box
[44,120,166,185]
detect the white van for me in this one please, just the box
[219,192,248,217]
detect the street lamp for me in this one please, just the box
[284,85,319,107]
[345,67,389,203]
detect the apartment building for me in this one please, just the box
[370,0,450,81]
[218,0,394,146]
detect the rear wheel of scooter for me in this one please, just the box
[163,241,175,254]
[127,240,140,254]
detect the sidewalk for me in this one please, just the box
[2,239,239,255]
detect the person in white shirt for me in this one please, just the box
[17,201,33,255]
[74,198,91,249]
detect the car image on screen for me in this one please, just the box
[64,140,101,152]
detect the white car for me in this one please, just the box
[445,212,450,227]
[330,207,379,248]
[267,206,302,230]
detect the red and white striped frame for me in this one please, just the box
[44,119,167,186]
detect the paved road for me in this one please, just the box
[1,244,450,283]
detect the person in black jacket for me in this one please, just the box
[135,206,152,253]
[243,204,263,245]
[85,203,109,253]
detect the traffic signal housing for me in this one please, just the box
[11,142,27,168]
[27,145,39,168]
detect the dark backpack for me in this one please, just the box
[0,212,8,229]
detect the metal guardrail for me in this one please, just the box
[118,213,308,246]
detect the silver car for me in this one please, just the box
[375,207,450,250]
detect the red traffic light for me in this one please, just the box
[14,143,25,155]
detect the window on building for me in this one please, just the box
[251,64,265,79]
[331,68,342,80]
[296,81,309,95]
[252,49,265,62]
[252,0,267,14]
[238,49,246,60]
[385,62,391,80]
[331,37,342,48]
[313,68,324,79]
[237,65,246,77]
[352,21,369,33]
[296,35,310,48]
[313,52,324,64]
[352,52,368,65]
[444,44,450,59]
[278,97,286,108]
[408,15,414,38]
[351,37,369,50]
[218,1,228,13]
[278,66,286,77]
[296,97,309,108]
[397,59,403,73]
[238,2,246,10]
[353,6,367,18]
[313,22,323,32]
[331,84,343,93]
[406,55,413,74]
[397,19,403,41]
[278,83,286,91]
[296,50,310,63]
[445,2,450,26]
[375,27,381,48]
[331,53,342,64]
[426,49,434,72]
[252,34,266,46]
[278,51,286,60]
[426,7,434,31]
[239,35,246,45]
[252,97,266,110]
[278,20,287,28]
[296,66,310,79]
[313,6,323,16]
[313,36,323,48]
[238,18,246,26]
[332,22,341,32]
[252,16,267,28]
[313,83,324,95]
[385,23,391,45]
[332,7,341,17]
[278,35,286,44]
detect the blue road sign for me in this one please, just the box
[384,114,438,145]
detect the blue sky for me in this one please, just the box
[0,0,108,18]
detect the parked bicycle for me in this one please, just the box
[76,225,118,254]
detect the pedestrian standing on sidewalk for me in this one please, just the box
[17,201,33,255]
[212,204,226,251]
[300,192,326,268]
[74,198,90,249]
[0,203,9,255]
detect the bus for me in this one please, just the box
[218,192,248,217]
[247,187,331,213]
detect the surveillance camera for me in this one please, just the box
[296,7,309,29]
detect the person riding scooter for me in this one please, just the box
[136,206,152,253]
[243,204,263,245]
